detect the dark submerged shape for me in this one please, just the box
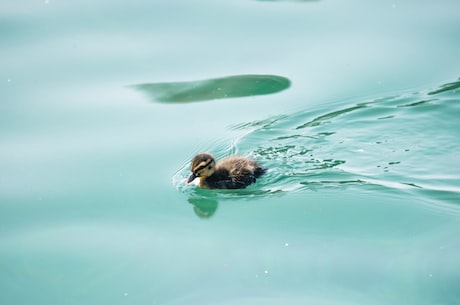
[133,74,291,103]
[186,153,266,189]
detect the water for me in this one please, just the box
[1,1,460,304]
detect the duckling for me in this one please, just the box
[186,152,266,189]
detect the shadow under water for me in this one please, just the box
[188,196,219,219]
[174,77,460,217]
[133,74,291,103]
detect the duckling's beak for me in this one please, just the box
[186,172,197,184]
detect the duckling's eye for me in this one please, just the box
[208,165,212,170]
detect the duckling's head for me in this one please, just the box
[186,153,216,184]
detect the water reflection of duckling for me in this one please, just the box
[186,152,266,189]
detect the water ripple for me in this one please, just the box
[174,78,460,214]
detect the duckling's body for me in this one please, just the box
[186,153,265,189]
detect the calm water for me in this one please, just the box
[1,1,460,304]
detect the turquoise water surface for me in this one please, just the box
[1,1,460,304]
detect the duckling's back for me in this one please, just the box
[208,156,265,189]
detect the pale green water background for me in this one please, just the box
[1,1,460,304]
